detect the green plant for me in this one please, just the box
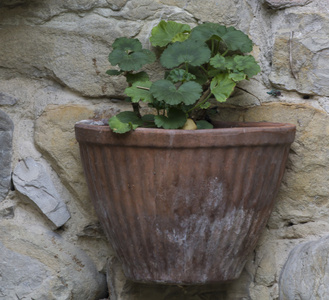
[106,21,261,133]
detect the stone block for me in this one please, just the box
[34,104,97,213]
[270,12,329,97]
[0,25,129,97]
[279,235,329,299]
[12,157,71,228]
[182,0,253,32]
[0,223,107,299]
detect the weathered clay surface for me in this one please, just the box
[12,157,71,228]
[279,235,329,299]
[0,110,14,202]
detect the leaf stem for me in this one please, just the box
[222,49,229,57]
[136,86,150,90]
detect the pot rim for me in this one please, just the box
[75,120,296,148]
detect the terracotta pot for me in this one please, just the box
[75,121,295,285]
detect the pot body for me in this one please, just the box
[75,121,295,284]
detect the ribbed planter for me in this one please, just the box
[75,121,295,285]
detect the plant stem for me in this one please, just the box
[132,103,141,118]
[222,49,229,57]
[200,65,208,74]
[187,88,212,113]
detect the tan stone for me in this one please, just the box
[34,104,95,214]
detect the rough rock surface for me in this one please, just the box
[0,110,14,202]
[270,11,329,96]
[0,91,17,106]
[12,157,71,228]
[279,235,329,299]
[0,223,108,299]
[34,104,114,214]
[265,0,313,9]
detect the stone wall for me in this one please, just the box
[1,0,329,299]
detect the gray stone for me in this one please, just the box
[183,0,253,32]
[0,25,129,97]
[0,223,108,299]
[0,110,14,202]
[0,92,18,106]
[12,157,71,228]
[270,12,329,97]
[0,241,51,299]
[265,0,313,9]
[106,0,128,11]
[279,235,329,300]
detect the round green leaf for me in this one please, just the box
[210,73,236,102]
[150,80,203,105]
[190,23,227,43]
[167,69,196,83]
[124,81,153,103]
[160,39,211,68]
[229,72,246,82]
[109,48,156,71]
[108,111,143,133]
[190,23,253,53]
[172,32,190,43]
[234,55,261,78]
[154,108,187,129]
[126,71,150,84]
[112,37,142,51]
[196,120,214,129]
[222,27,253,53]
[209,54,226,70]
[150,20,191,47]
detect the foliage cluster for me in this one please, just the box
[106,21,260,133]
